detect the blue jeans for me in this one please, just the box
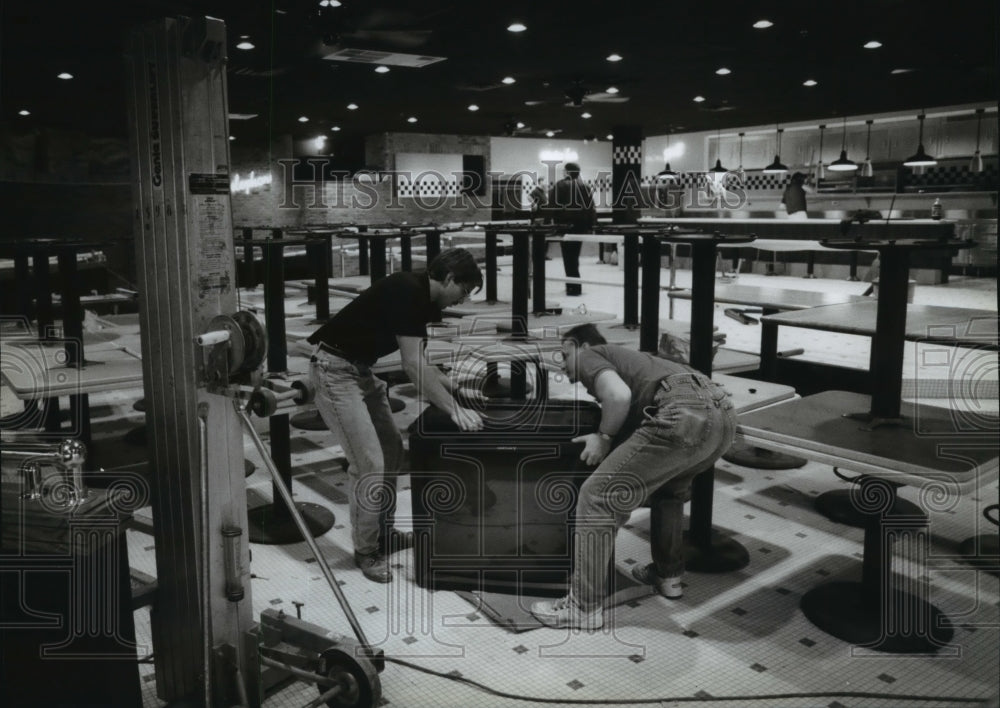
[570,373,736,610]
[310,350,403,556]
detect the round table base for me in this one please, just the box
[815,489,926,529]
[957,535,999,576]
[247,502,335,545]
[723,439,807,470]
[683,528,750,573]
[801,581,953,653]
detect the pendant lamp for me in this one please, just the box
[736,132,746,182]
[970,108,984,173]
[815,124,826,180]
[763,126,788,173]
[903,113,937,167]
[657,132,679,180]
[829,117,858,171]
[861,119,874,177]
[709,128,728,174]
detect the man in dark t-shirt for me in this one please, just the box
[530,324,736,630]
[307,248,484,583]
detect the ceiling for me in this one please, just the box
[2,0,997,167]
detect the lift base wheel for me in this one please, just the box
[317,648,381,708]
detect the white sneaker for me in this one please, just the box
[530,595,604,630]
[631,564,683,599]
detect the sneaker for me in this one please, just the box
[530,595,604,630]
[378,528,414,554]
[354,552,392,583]
[631,564,683,599]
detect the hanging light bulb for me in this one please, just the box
[815,124,826,180]
[736,132,746,183]
[970,108,985,173]
[861,119,874,177]
[903,113,937,167]
[658,131,679,180]
[829,117,858,171]
[763,126,788,173]
[709,128,728,173]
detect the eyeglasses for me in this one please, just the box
[455,281,473,301]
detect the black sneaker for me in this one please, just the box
[354,552,392,583]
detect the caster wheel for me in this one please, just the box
[317,648,381,708]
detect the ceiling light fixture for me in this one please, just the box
[693,95,705,103]
[374,65,390,73]
[545,131,555,137]
[229,136,235,141]
[507,22,527,33]
[236,40,255,50]
[467,104,479,112]
[902,113,937,167]
[736,132,746,182]
[18,109,30,116]
[861,119,874,177]
[715,67,731,75]
[606,53,622,62]
[606,133,614,140]
[298,116,309,122]
[803,79,817,87]
[57,72,73,80]
[407,116,418,123]
[753,19,773,29]
[970,108,985,173]
[605,86,619,94]
[890,68,913,75]
[516,121,525,129]
[347,103,358,110]
[828,117,858,171]
[763,126,788,173]
[657,132,678,180]
[502,76,516,84]
[710,128,728,174]
[815,124,826,179]
[331,126,340,132]
[581,112,591,119]
[863,40,882,49]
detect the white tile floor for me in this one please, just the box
[31,252,1000,707]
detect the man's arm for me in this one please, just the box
[573,369,631,466]
[397,335,484,431]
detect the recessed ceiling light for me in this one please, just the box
[516,122,525,129]
[545,131,555,137]
[890,68,913,74]
[606,133,614,140]
[507,22,526,33]
[57,72,73,80]
[693,95,706,102]
[229,136,235,141]
[18,109,30,116]
[803,79,818,86]
[236,41,255,50]
[753,19,773,29]
[298,116,309,122]
[407,116,418,123]
[606,53,623,62]
[605,86,619,94]
[347,103,358,110]
[374,65,390,74]
[468,104,479,111]
[501,76,516,85]
[319,0,342,7]
[331,126,341,131]
[864,40,882,49]
[581,112,592,119]
[715,67,731,75]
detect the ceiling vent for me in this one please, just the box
[323,48,446,68]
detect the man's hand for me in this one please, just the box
[455,387,489,405]
[572,433,612,466]
[451,406,485,432]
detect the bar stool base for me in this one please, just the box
[815,489,926,528]
[248,502,335,545]
[801,581,953,653]
[723,439,807,469]
[682,529,750,573]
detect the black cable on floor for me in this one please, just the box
[385,656,990,706]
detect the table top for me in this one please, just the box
[713,373,796,414]
[738,390,999,489]
[668,284,870,311]
[646,217,956,241]
[494,309,619,334]
[761,301,998,347]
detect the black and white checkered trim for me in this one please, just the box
[613,146,642,164]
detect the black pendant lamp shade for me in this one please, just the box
[903,113,937,167]
[709,129,728,173]
[657,132,679,179]
[736,132,746,182]
[828,117,858,171]
[763,126,788,173]
[861,119,874,177]
[970,108,985,173]
[815,124,826,180]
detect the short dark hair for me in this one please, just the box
[564,162,581,176]
[562,323,606,346]
[427,247,483,293]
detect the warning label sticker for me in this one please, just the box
[194,195,232,296]
[189,172,231,195]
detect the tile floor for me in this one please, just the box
[10,251,998,708]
